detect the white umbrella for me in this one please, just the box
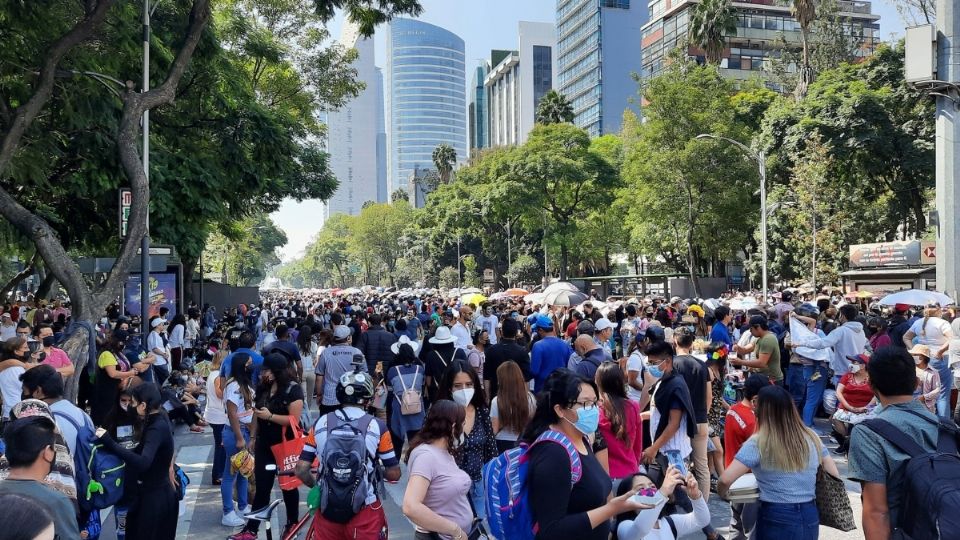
[544,282,579,294]
[524,292,546,305]
[460,287,483,294]
[879,289,954,307]
[545,289,589,307]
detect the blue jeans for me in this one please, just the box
[470,479,486,523]
[211,423,226,482]
[114,506,128,540]
[221,425,250,516]
[931,358,953,417]
[787,364,806,410]
[802,364,829,427]
[756,501,819,540]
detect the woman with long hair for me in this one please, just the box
[704,341,729,490]
[230,353,305,540]
[92,329,148,426]
[0,337,42,419]
[595,362,643,486]
[168,313,187,372]
[220,353,255,528]
[490,360,536,453]
[718,385,840,539]
[436,359,498,525]
[204,349,229,486]
[96,383,178,540]
[295,325,317,409]
[613,466,710,540]
[387,340,426,454]
[522,369,648,540]
[401,400,474,540]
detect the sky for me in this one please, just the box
[270,0,908,262]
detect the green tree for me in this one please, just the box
[792,0,817,98]
[202,214,287,286]
[506,254,542,287]
[535,89,574,125]
[350,201,415,286]
[391,188,410,202]
[462,255,480,288]
[432,143,457,184]
[308,214,353,286]
[688,0,738,64]
[438,266,459,290]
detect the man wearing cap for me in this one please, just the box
[887,304,915,349]
[147,317,171,383]
[0,312,15,341]
[0,415,81,540]
[531,315,573,392]
[731,315,784,384]
[315,325,365,416]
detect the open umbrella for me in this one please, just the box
[460,287,483,294]
[544,282,579,294]
[844,290,875,300]
[524,292,546,305]
[545,289,589,307]
[461,293,487,306]
[505,288,530,297]
[879,289,954,307]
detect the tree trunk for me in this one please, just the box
[684,183,702,298]
[0,251,38,300]
[182,254,198,305]
[795,28,812,100]
[35,272,57,300]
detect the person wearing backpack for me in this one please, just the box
[95,383,177,540]
[386,339,426,454]
[847,346,942,540]
[295,365,401,540]
[518,369,649,540]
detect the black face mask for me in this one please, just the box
[42,336,55,347]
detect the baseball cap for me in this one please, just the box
[895,303,911,312]
[846,353,871,364]
[333,325,351,341]
[594,318,613,332]
[642,325,665,342]
[1,313,10,319]
[576,320,595,336]
[534,315,554,331]
[151,318,167,328]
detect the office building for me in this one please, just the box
[556,0,647,137]
[485,21,557,147]
[386,18,467,199]
[469,61,490,150]
[640,0,879,82]
[376,68,388,202]
[324,21,380,221]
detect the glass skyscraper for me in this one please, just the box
[386,18,467,197]
[557,0,647,136]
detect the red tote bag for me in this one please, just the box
[271,417,306,490]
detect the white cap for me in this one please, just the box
[594,318,613,332]
[151,318,167,328]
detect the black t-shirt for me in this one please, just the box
[484,340,532,398]
[424,346,467,390]
[527,440,612,540]
[255,381,305,446]
[672,354,709,424]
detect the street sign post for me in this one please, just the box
[119,188,132,238]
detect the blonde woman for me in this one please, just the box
[204,349,229,486]
[718,385,840,540]
[903,304,954,416]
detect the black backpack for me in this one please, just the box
[318,412,376,524]
[860,410,960,539]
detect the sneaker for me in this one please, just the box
[221,511,246,527]
[241,505,252,515]
[227,531,256,540]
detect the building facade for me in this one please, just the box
[640,0,880,82]
[556,0,647,137]
[485,21,557,147]
[324,21,380,221]
[376,68,388,203]
[469,61,489,150]
[386,18,467,197]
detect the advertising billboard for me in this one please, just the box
[125,273,177,318]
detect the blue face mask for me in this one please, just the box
[565,406,600,435]
[647,363,664,379]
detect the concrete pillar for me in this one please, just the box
[936,0,960,298]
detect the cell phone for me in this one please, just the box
[666,452,688,477]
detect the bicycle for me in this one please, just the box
[241,466,315,540]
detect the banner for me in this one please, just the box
[125,273,177,318]
[789,317,830,362]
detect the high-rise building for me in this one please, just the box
[386,18,467,199]
[324,21,380,221]
[640,0,879,82]
[556,0,647,137]
[469,61,490,150]
[485,21,557,147]
[376,68,388,203]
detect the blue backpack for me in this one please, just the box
[53,412,126,511]
[482,430,582,540]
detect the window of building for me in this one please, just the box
[601,0,630,8]
[532,45,553,111]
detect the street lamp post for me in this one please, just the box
[696,134,768,304]
[140,0,153,339]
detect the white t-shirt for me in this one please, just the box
[475,315,499,345]
[451,322,471,349]
[626,351,646,402]
[0,366,25,418]
[147,331,169,366]
[168,324,185,348]
[204,370,228,425]
[910,317,953,352]
[0,324,15,341]
[301,342,318,373]
[223,380,255,424]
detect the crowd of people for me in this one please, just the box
[0,287,958,540]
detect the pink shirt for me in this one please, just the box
[42,347,72,370]
[599,398,644,479]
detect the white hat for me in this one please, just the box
[151,318,167,328]
[594,318,613,332]
[333,325,352,341]
[391,335,421,355]
[429,326,457,344]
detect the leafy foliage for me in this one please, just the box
[535,89,574,125]
[688,0,738,64]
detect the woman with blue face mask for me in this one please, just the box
[522,369,650,540]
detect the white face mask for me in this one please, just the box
[850,364,862,374]
[452,388,475,407]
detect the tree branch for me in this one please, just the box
[0,251,39,300]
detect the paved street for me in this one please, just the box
[94,415,863,540]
